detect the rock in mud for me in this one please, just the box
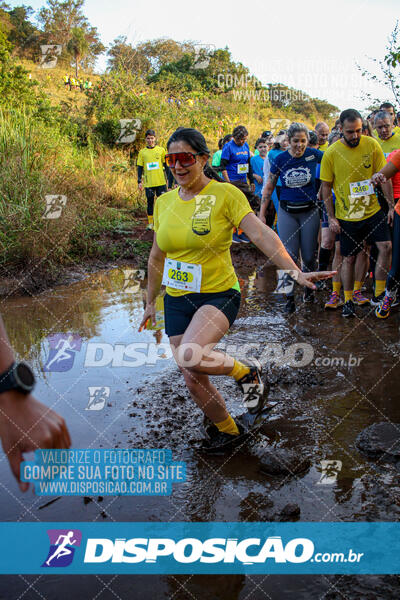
[259,448,311,476]
[292,324,311,337]
[356,422,400,457]
[279,503,301,520]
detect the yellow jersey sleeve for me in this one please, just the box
[320,150,334,183]
[153,194,159,232]
[224,184,253,227]
[137,149,144,167]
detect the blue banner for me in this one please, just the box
[1,522,399,574]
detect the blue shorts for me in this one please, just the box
[164,289,241,337]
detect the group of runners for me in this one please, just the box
[63,74,93,92]
[136,103,400,453]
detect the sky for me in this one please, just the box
[11,0,400,113]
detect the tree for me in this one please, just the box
[107,37,194,76]
[107,36,150,74]
[358,21,400,106]
[66,26,88,77]
[0,28,36,107]
[38,0,104,69]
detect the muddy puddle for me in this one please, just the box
[1,262,400,599]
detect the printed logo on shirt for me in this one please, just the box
[362,154,371,169]
[283,167,311,188]
[191,195,216,236]
[305,155,315,161]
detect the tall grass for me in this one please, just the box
[0,109,142,280]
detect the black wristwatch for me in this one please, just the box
[0,362,36,395]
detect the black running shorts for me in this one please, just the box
[338,209,391,257]
[164,289,241,337]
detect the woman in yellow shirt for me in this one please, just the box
[139,128,334,453]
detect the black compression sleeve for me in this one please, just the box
[137,165,143,183]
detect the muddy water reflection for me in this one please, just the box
[0,264,399,599]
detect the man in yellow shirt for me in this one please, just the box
[321,108,394,317]
[315,122,330,151]
[374,111,400,156]
[137,129,168,229]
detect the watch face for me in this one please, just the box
[15,362,35,389]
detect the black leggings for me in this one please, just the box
[387,210,400,293]
[145,185,167,215]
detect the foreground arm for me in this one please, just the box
[240,213,335,289]
[0,317,71,491]
[139,238,166,329]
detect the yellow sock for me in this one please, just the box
[147,214,153,225]
[215,415,239,435]
[333,281,341,294]
[228,360,250,381]
[375,280,386,297]
[354,281,362,292]
[344,290,353,303]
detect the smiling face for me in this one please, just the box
[167,140,208,188]
[289,131,308,157]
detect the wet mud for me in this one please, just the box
[1,253,400,598]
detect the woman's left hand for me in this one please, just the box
[297,271,336,290]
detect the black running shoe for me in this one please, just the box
[342,299,356,318]
[202,421,248,454]
[370,292,385,307]
[237,366,265,414]
[284,296,295,314]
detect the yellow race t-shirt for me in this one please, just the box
[153,180,253,296]
[320,136,386,222]
[318,141,329,152]
[137,145,167,188]
[376,131,400,157]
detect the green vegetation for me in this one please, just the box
[0,0,340,288]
